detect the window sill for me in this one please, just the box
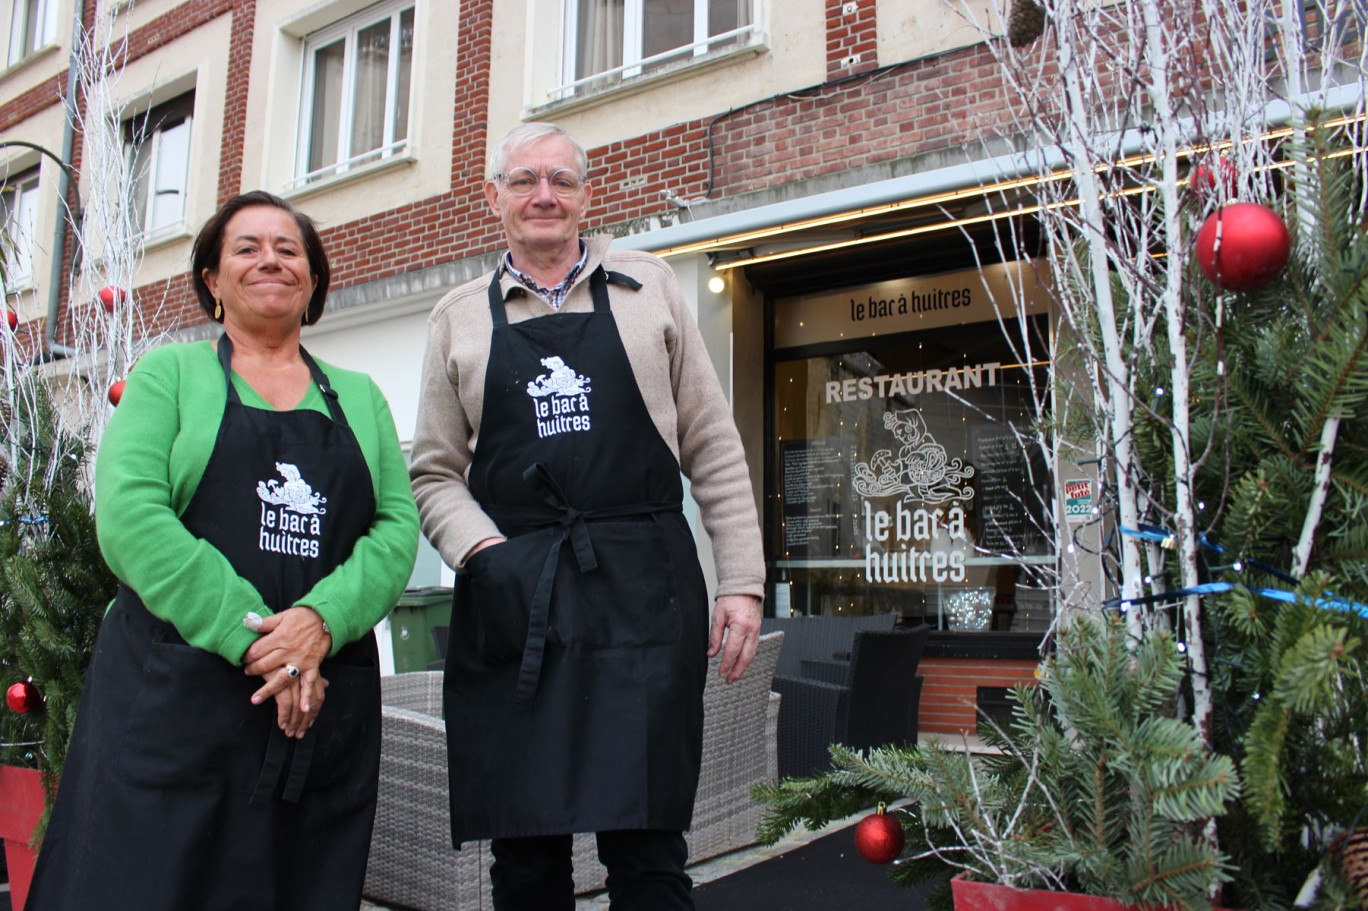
[0,43,61,84]
[528,40,768,120]
[140,223,192,252]
[281,150,416,202]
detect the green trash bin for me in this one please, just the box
[389,586,452,673]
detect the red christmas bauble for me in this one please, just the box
[6,680,39,714]
[1194,202,1290,292]
[108,379,126,406]
[853,804,905,864]
[1188,156,1237,196]
[4,309,16,331]
[98,286,125,312]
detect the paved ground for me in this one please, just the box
[359,814,863,910]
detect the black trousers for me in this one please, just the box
[489,829,693,910]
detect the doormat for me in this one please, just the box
[692,826,931,910]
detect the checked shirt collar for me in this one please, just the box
[502,241,589,311]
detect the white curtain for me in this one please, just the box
[577,0,623,81]
[351,19,391,158]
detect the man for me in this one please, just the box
[409,122,765,910]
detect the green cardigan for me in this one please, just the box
[95,339,419,666]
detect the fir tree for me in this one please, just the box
[0,382,117,818]
[755,619,1240,909]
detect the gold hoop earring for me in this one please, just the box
[213,300,223,321]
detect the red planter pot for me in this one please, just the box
[953,877,1133,911]
[951,877,1234,911]
[0,765,46,911]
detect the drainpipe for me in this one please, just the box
[43,6,85,360]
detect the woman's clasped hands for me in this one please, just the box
[242,606,332,738]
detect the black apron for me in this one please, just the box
[28,337,381,911]
[444,266,710,844]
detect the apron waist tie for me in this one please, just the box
[249,728,316,805]
[507,463,679,708]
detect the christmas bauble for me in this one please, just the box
[108,379,126,406]
[6,680,38,714]
[98,286,125,312]
[1188,156,1237,196]
[1194,202,1290,292]
[853,803,904,864]
[4,309,16,331]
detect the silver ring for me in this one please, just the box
[285,664,300,679]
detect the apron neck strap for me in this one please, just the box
[487,263,635,325]
[487,266,510,328]
[215,334,348,426]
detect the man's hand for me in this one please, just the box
[708,594,763,683]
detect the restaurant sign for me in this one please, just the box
[773,260,1050,349]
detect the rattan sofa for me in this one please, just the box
[363,631,784,910]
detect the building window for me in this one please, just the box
[294,1,415,187]
[7,0,57,65]
[124,92,194,240]
[558,0,755,99]
[1,169,40,293]
[767,262,1056,632]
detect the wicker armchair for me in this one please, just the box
[760,612,898,678]
[772,625,930,780]
[363,672,488,911]
[363,631,784,909]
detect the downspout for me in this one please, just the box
[43,5,84,359]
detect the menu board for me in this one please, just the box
[970,427,1030,554]
[779,438,848,556]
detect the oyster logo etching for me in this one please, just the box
[257,462,326,558]
[851,409,974,584]
[526,355,593,438]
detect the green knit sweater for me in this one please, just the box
[95,339,419,666]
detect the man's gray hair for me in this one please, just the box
[488,122,590,179]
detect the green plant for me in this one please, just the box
[755,617,1240,909]
[0,382,116,812]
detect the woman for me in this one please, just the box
[27,191,419,910]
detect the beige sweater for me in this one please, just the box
[410,235,765,602]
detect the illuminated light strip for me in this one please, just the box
[659,113,1368,263]
[655,172,1054,259]
[712,184,1152,271]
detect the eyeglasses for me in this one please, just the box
[492,167,587,197]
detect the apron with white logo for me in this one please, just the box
[28,337,380,911]
[444,266,710,843]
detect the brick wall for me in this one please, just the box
[826,0,878,77]
[918,656,1038,734]
[0,75,64,132]
[217,0,255,201]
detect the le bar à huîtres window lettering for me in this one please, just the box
[257,462,327,558]
[526,355,593,438]
[852,410,974,584]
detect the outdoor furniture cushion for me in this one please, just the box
[760,612,898,679]
[772,625,930,780]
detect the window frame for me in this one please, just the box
[123,91,195,242]
[555,0,758,102]
[1,168,41,293]
[7,0,57,65]
[292,0,415,189]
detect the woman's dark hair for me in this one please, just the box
[190,190,331,326]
